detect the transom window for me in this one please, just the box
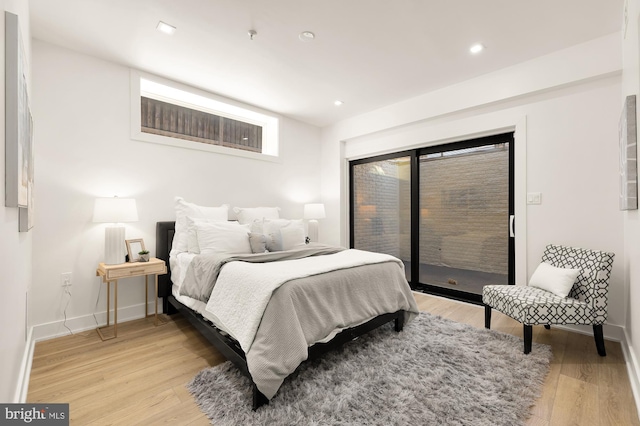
[141,96,263,153]
[130,71,279,160]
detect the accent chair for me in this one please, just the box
[482,244,614,356]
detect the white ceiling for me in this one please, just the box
[29,0,623,127]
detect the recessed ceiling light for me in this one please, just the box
[334,100,344,106]
[156,21,176,35]
[299,31,315,42]
[469,43,484,54]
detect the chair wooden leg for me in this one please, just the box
[544,325,551,330]
[593,324,606,357]
[484,305,492,329]
[523,325,532,354]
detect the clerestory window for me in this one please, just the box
[130,71,279,160]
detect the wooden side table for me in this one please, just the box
[96,257,167,340]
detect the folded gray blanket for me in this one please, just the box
[179,243,345,302]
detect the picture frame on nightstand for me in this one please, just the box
[125,238,145,262]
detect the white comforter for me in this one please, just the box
[178,245,419,399]
[204,249,404,353]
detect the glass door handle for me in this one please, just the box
[509,215,515,237]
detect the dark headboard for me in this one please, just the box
[155,221,175,305]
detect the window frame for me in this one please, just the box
[130,70,280,162]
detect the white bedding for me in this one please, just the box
[170,247,419,399]
[171,249,404,347]
[170,252,195,292]
[172,283,365,346]
[171,252,228,332]
[171,280,216,324]
[205,249,403,353]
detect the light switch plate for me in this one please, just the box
[527,192,542,205]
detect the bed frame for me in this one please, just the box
[155,221,405,410]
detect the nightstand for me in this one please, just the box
[96,257,167,340]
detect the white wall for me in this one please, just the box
[622,0,640,401]
[321,34,626,330]
[30,41,322,338]
[0,0,32,403]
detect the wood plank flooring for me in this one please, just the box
[28,292,640,425]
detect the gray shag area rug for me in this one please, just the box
[188,312,551,426]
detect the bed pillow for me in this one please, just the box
[249,219,265,234]
[248,232,268,253]
[195,221,252,255]
[280,226,306,251]
[233,206,280,225]
[263,219,305,251]
[528,262,581,298]
[186,217,237,253]
[172,197,229,255]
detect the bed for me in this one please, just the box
[156,220,419,410]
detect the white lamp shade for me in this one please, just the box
[93,197,138,223]
[304,203,326,220]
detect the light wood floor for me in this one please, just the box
[28,292,640,425]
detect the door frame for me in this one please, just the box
[415,133,514,304]
[349,133,515,305]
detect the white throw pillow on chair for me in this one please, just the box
[528,262,580,298]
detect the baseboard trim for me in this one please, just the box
[32,301,162,342]
[14,326,35,403]
[553,322,624,343]
[621,329,640,421]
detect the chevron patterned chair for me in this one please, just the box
[482,244,614,356]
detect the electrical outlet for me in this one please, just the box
[61,272,72,287]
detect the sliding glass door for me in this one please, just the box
[350,133,514,304]
[350,154,413,279]
[418,139,511,299]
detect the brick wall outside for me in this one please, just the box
[352,159,409,258]
[353,147,508,275]
[419,149,508,274]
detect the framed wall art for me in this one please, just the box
[5,12,34,230]
[620,94,638,211]
[19,113,33,232]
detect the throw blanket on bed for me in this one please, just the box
[205,248,405,353]
[180,243,345,302]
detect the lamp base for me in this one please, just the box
[104,225,125,265]
[308,220,319,243]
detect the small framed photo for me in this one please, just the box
[125,238,146,262]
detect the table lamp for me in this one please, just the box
[93,197,138,264]
[304,203,325,243]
